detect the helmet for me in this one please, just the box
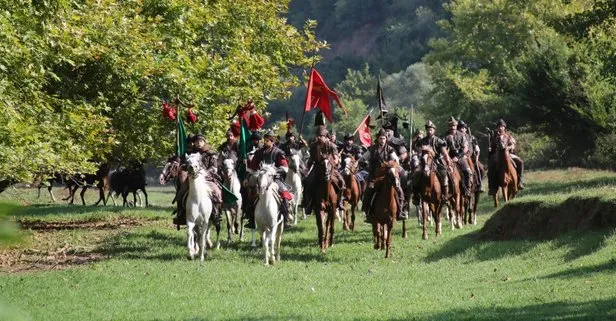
[448,116,458,127]
[425,120,436,130]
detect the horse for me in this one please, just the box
[221,157,243,242]
[370,160,400,258]
[341,157,361,231]
[64,163,110,205]
[106,163,149,207]
[493,135,518,207]
[184,153,214,261]
[444,162,463,230]
[463,157,484,225]
[159,156,181,190]
[286,151,304,224]
[254,164,284,265]
[34,172,64,202]
[418,147,445,240]
[312,158,338,253]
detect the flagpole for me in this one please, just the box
[353,108,374,136]
[299,61,316,138]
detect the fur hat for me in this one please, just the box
[496,118,507,127]
[316,125,329,137]
[264,129,276,141]
[376,128,387,138]
[344,133,354,141]
[457,120,468,129]
[251,131,262,140]
[425,120,436,130]
[448,116,458,127]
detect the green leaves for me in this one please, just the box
[0,0,324,182]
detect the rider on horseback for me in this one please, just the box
[218,129,239,159]
[300,125,347,213]
[246,129,293,228]
[444,117,473,197]
[340,133,362,161]
[173,133,223,226]
[362,128,408,222]
[457,120,485,193]
[412,121,451,203]
[488,119,525,195]
[194,134,224,224]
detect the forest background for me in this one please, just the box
[1,0,615,183]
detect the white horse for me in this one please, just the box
[222,157,243,242]
[285,151,304,224]
[185,153,214,261]
[253,164,284,265]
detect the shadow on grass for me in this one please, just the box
[98,229,185,261]
[148,297,616,320]
[528,176,616,196]
[15,204,173,217]
[425,229,615,263]
[540,258,616,280]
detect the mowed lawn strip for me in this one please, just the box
[0,170,615,320]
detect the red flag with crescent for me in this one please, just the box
[357,115,372,147]
[304,68,346,122]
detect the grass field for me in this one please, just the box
[1,169,616,321]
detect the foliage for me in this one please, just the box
[0,0,325,182]
[424,0,616,165]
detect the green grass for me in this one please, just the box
[1,171,616,321]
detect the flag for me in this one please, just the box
[304,68,347,123]
[237,118,251,181]
[356,115,372,147]
[176,117,187,157]
[376,77,388,119]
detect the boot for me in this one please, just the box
[281,198,292,227]
[395,186,408,220]
[244,210,255,229]
[464,171,473,197]
[173,202,186,226]
[441,182,449,201]
[337,194,345,211]
[212,202,222,224]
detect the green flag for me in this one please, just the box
[237,119,252,181]
[176,117,187,157]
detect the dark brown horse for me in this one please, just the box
[463,157,484,225]
[313,158,338,253]
[418,147,445,240]
[64,163,110,205]
[371,160,400,258]
[493,135,518,207]
[159,156,181,190]
[341,157,361,231]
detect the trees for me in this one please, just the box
[0,0,324,182]
[424,0,616,165]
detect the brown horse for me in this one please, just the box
[463,157,484,225]
[341,157,361,231]
[312,158,338,253]
[417,147,445,240]
[493,135,518,207]
[445,163,463,230]
[371,160,400,258]
[64,163,110,205]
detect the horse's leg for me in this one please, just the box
[80,186,87,205]
[48,185,56,203]
[493,188,499,208]
[472,192,480,225]
[385,222,394,258]
[372,222,380,249]
[186,222,196,260]
[350,200,356,232]
[141,188,149,207]
[402,218,407,239]
[199,221,207,262]
[315,210,324,251]
[328,206,336,248]
[502,185,508,203]
[262,230,270,265]
[433,202,442,237]
[421,202,429,240]
[250,227,257,248]
[225,207,233,243]
[275,223,283,262]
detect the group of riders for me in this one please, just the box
[169,113,525,229]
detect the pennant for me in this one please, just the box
[236,119,252,181]
[356,115,372,147]
[304,68,347,123]
[376,77,388,119]
[176,117,187,157]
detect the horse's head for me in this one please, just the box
[497,135,508,152]
[289,152,302,173]
[257,163,277,195]
[410,152,421,171]
[159,158,180,185]
[420,146,436,174]
[342,157,355,176]
[222,158,236,181]
[384,160,400,187]
[186,153,203,178]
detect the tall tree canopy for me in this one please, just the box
[0,0,325,182]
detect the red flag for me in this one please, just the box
[356,115,372,147]
[186,107,198,123]
[304,68,347,122]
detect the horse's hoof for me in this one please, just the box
[187,255,194,260]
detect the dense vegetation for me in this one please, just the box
[0,0,323,182]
